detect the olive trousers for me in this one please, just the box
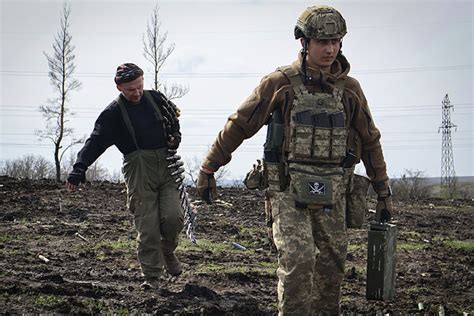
[123,148,184,279]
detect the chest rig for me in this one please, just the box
[268,66,348,207]
[280,66,347,165]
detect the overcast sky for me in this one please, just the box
[1,0,473,180]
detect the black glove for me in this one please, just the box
[197,170,217,204]
[67,163,86,186]
[375,196,393,223]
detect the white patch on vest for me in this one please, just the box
[308,181,326,195]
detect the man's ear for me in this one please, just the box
[116,84,122,92]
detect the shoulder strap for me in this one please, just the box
[143,90,164,122]
[333,78,346,104]
[277,65,308,96]
[116,95,140,150]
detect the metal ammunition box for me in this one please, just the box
[366,222,397,301]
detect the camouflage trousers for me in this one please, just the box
[270,177,348,315]
[122,148,184,279]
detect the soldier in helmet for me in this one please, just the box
[197,5,393,315]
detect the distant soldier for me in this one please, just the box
[197,6,393,315]
[66,63,184,290]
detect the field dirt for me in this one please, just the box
[0,176,473,315]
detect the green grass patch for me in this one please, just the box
[96,251,107,261]
[398,242,428,251]
[347,243,365,252]
[443,239,474,250]
[239,226,261,236]
[400,230,423,239]
[93,238,136,260]
[346,264,366,275]
[406,286,427,295]
[34,294,66,308]
[177,238,254,254]
[83,298,106,312]
[95,238,136,252]
[195,261,276,275]
[0,234,18,243]
[83,298,129,314]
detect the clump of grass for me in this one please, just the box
[405,286,427,295]
[398,242,428,251]
[83,298,106,312]
[347,243,365,252]
[34,294,65,308]
[177,238,254,254]
[443,239,474,250]
[0,234,18,243]
[95,238,136,251]
[195,261,276,275]
[401,230,423,239]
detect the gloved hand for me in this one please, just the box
[167,133,181,150]
[375,195,393,223]
[67,163,86,187]
[196,170,217,204]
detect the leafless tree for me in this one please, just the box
[391,169,432,201]
[61,150,109,182]
[143,4,189,100]
[184,155,229,187]
[87,161,110,181]
[0,155,54,179]
[36,2,83,182]
[110,169,124,183]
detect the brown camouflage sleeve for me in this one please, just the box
[202,72,287,171]
[347,80,390,192]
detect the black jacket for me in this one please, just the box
[75,90,180,168]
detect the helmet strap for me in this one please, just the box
[301,38,311,85]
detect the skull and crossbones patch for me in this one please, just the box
[308,181,326,195]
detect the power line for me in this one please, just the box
[2,102,473,111]
[2,110,471,119]
[1,142,472,150]
[1,64,473,78]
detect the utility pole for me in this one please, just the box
[439,94,457,198]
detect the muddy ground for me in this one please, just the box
[0,176,472,315]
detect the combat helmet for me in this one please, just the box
[294,5,347,40]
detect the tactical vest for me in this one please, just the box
[280,65,347,164]
[266,66,348,207]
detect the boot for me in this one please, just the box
[141,277,160,290]
[162,250,182,276]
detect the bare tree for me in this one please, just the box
[143,4,189,100]
[184,155,229,187]
[0,155,54,179]
[36,2,83,182]
[391,169,432,201]
[87,161,110,182]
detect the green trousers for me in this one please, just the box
[270,170,348,315]
[122,148,184,279]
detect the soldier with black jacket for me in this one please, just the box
[67,63,184,290]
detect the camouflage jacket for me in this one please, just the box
[203,53,389,192]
